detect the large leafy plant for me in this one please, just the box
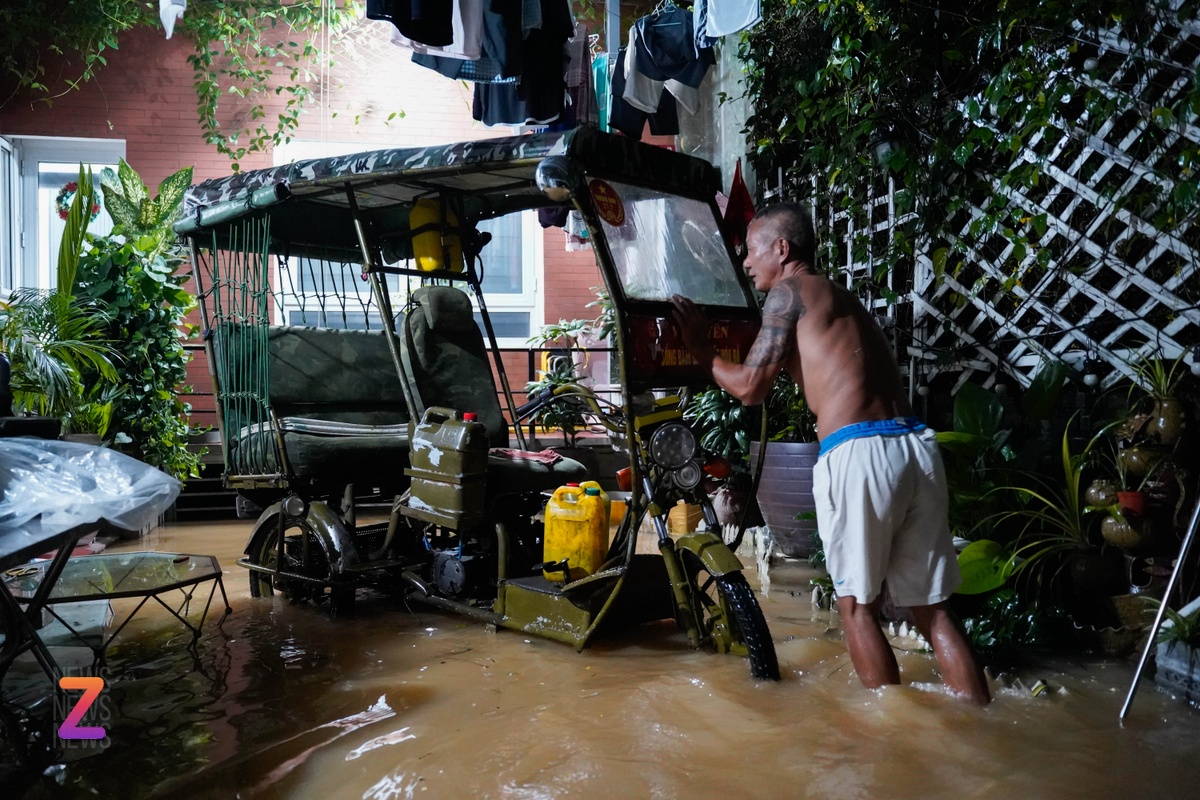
[0,164,118,422]
[73,159,202,480]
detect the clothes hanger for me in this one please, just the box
[649,1,682,25]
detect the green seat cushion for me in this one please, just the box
[232,417,410,482]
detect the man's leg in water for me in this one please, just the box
[837,595,900,688]
[911,601,992,705]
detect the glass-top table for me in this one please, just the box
[2,551,232,667]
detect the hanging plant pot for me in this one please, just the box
[1101,514,1153,550]
[1118,444,1164,478]
[1116,490,1146,518]
[1085,479,1117,508]
[1144,397,1185,445]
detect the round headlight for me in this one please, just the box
[673,461,703,490]
[649,422,696,469]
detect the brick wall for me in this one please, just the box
[2,23,651,434]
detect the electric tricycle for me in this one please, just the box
[177,127,778,679]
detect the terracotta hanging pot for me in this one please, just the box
[1085,479,1117,508]
[1116,490,1146,518]
[1144,397,1185,445]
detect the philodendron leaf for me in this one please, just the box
[957,539,1014,595]
[953,381,1002,438]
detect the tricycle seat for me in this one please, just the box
[219,323,411,484]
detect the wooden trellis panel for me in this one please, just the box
[796,1,1200,393]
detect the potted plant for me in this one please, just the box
[0,166,120,429]
[1154,595,1200,704]
[750,376,821,558]
[1127,347,1189,447]
[689,375,820,557]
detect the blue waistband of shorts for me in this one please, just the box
[818,417,927,458]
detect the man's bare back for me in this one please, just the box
[753,273,913,441]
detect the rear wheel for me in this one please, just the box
[683,552,780,681]
[248,515,354,613]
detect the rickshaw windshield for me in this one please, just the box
[587,179,749,308]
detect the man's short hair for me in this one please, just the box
[751,203,816,269]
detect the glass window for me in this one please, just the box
[0,139,14,294]
[37,162,116,287]
[588,178,748,307]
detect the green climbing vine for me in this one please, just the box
[1,0,359,171]
[740,0,1200,306]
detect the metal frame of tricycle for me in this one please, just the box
[175,127,769,659]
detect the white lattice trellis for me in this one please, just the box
[784,1,1200,395]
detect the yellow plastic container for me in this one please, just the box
[578,480,611,530]
[544,486,608,581]
[409,197,463,272]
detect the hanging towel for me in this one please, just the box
[724,158,755,249]
[706,0,761,37]
[159,0,187,39]
[592,52,611,132]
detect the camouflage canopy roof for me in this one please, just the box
[176,127,719,259]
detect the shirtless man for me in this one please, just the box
[670,202,990,704]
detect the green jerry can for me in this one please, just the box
[404,407,489,529]
[543,486,609,581]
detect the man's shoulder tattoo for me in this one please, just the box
[762,278,806,322]
[745,280,804,368]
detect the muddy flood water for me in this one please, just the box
[5,518,1200,799]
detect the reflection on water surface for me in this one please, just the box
[3,519,1199,799]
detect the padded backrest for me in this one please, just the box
[403,286,509,447]
[267,325,407,408]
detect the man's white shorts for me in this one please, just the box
[812,420,960,607]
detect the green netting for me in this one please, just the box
[202,215,275,478]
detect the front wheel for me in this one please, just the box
[684,553,780,681]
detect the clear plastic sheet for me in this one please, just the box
[0,438,181,542]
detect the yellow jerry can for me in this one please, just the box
[544,486,608,581]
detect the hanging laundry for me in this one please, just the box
[631,5,714,91]
[366,0,454,48]
[538,207,569,228]
[609,46,679,140]
[723,158,756,250]
[624,24,701,115]
[472,0,574,126]
[692,0,720,50]
[592,52,611,133]
[159,0,187,40]
[382,0,485,60]
[705,0,761,37]
[561,24,598,129]
[412,0,522,82]
[565,211,592,251]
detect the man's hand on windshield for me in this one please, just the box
[669,295,716,375]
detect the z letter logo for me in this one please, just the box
[58,677,106,740]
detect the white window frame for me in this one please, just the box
[0,137,17,298]
[8,135,126,290]
[271,140,542,345]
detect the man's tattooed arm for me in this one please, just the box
[744,278,805,368]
